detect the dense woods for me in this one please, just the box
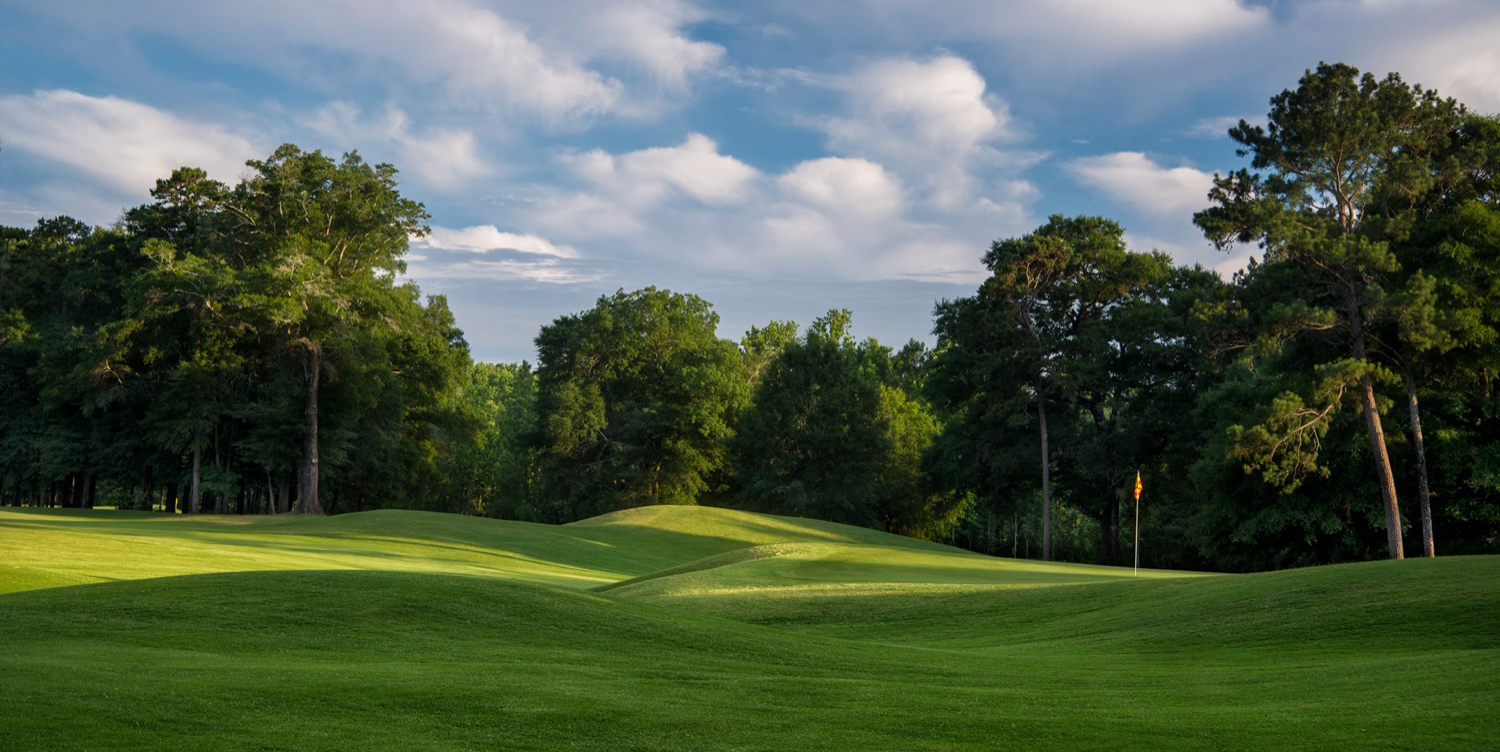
[3,63,1498,571]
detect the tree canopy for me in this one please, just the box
[3,62,1498,572]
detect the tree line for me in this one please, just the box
[2,63,1497,571]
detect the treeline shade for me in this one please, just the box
[0,146,470,515]
[2,62,1499,571]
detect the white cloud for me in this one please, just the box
[818,55,1036,213]
[405,257,601,285]
[33,0,735,122]
[1068,152,1215,217]
[523,138,1006,284]
[529,191,648,238]
[585,2,725,88]
[304,102,491,191]
[565,133,761,207]
[1115,231,1246,280]
[415,1,621,118]
[751,155,994,282]
[405,224,596,285]
[777,157,904,220]
[994,0,1266,49]
[831,55,1014,155]
[1381,11,1500,111]
[38,0,624,122]
[1184,115,1264,139]
[0,90,259,196]
[420,225,580,258]
[802,0,1267,63]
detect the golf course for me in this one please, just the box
[2,505,1495,751]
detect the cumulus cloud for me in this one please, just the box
[809,54,1044,218]
[819,55,1020,210]
[420,225,580,258]
[564,133,762,207]
[521,132,1005,284]
[584,2,725,88]
[34,0,621,121]
[303,102,491,191]
[776,158,904,220]
[33,0,732,122]
[829,55,1015,156]
[405,224,596,285]
[1068,152,1215,217]
[0,90,259,196]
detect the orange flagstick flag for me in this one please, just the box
[1133,471,1142,576]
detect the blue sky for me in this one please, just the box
[4,0,1499,362]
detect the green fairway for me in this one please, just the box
[1,507,1496,750]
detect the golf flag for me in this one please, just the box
[1133,470,1143,576]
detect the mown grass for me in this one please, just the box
[1,506,1495,751]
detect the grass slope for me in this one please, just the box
[1,506,1496,751]
[0,505,1069,594]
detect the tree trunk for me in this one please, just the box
[295,348,325,515]
[1348,292,1403,559]
[82,474,94,509]
[1402,365,1436,557]
[985,508,996,555]
[277,475,291,515]
[1105,489,1122,566]
[1357,373,1404,559]
[142,469,155,514]
[191,429,203,515]
[1038,378,1052,562]
[1012,507,1019,559]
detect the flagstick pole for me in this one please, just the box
[1133,494,1139,577]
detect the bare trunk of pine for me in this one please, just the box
[1357,374,1404,559]
[295,348,324,515]
[1402,365,1436,557]
[1347,294,1403,559]
[277,475,291,514]
[1038,378,1052,562]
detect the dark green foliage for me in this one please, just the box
[1194,62,1500,560]
[733,311,889,526]
[928,216,1186,563]
[2,63,1498,570]
[733,311,962,537]
[0,146,473,516]
[432,361,544,519]
[534,288,747,519]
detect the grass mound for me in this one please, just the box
[0,504,980,594]
[601,540,1191,596]
[1,505,1496,750]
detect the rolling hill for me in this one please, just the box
[0,505,1495,751]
